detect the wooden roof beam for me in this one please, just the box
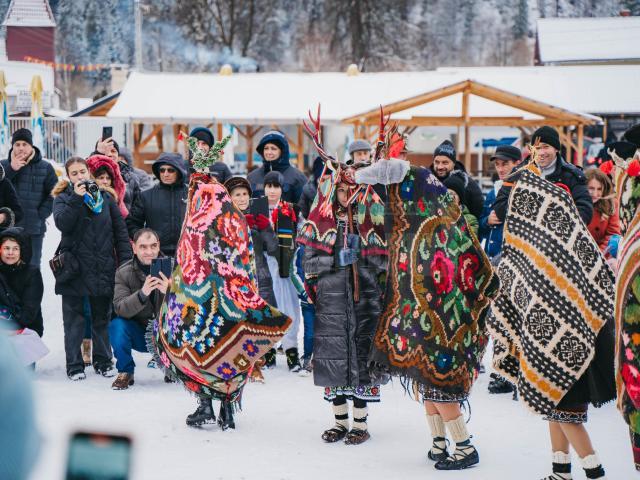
[384,116,581,127]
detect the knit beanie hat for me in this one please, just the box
[264,171,284,188]
[532,126,561,151]
[190,127,215,148]
[224,176,252,196]
[443,171,468,205]
[434,140,456,162]
[11,128,33,146]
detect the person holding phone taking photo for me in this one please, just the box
[110,228,170,390]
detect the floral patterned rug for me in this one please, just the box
[151,173,291,403]
[368,165,498,397]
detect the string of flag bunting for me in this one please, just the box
[23,56,110,72]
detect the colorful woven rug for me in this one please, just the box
[613,159,640,468]
[151,173,291,403]
[368,165,498,397]
[488,167,615,416]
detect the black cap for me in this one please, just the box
[531,126,561,151]
[190,127,214,148]
[264,171,284,187]
[11,128,33,146]
[623,124,640,148]
[490,145,521,162]
[443,171,468,206]
[608,141,638,160]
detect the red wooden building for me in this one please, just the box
[3,0,56,63]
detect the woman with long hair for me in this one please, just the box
[586,168,621,258]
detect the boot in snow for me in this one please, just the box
[286,347,302,373]
[264,348,276,369]
[488,373,515,394]
[186,398,216,427]
[218,400,236,430]
[81,339,92,366]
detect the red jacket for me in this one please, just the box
[587,207,621,254]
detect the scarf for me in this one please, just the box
[83,191,103,214]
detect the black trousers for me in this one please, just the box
[62,295,113,374]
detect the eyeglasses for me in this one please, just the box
[159,167,176,173]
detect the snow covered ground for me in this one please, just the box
[29,228,637,480]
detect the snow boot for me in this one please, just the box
[299,356,313,377]
[94,363,117,378]
[344,429,370,445]
[286,347,302,372]
[488,373,515,394]
[426,413,448,462]
[434,416,479,470]
[264,348,276,369]
[541,451,572,479]
[81,339,92,366]
[580,453,606,479]
[111,373,134,390]
[186,398,216,427]
[67,369,86,381]
[218,400,236,430]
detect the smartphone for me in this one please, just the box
[65,431,132,480]
[150,257,173,279]
[102,126,113,141]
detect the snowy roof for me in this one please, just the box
[537,17,640,64]
[3,0,56,28]
[107,65,640,123]
[0,60,54,96]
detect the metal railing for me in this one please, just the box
[7,118,131,165]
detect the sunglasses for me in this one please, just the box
[159,167,176,173]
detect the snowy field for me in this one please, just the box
[29,228,637,480]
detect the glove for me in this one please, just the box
[244,213,256,229]
[255,214,270,231]
[607,234,621,258]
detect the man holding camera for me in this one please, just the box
[1,128,57,266]
[110,228,170,390]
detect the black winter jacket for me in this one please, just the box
[53,181,132,297]
[250,222,278,306]
[0,227,44,335]
[247,131,307,204]
[1,147,57,235]
[298,180,317,219]
[431,161,484,219]
[303,222,386,388]
[493,155,593,225]
[126,153,187,257]
[0,164,23,225]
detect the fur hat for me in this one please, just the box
[224,176,252,196]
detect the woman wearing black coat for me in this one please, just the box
[302,180,386,446]
[0,227,44,336]
[53,157,132,381]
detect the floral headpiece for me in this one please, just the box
[185,134,232,173]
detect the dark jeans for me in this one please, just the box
[108,317,149,374]
[83,296,92,339]
[29,233,44,268]
[62,295,113,374]
[301,302,315,360]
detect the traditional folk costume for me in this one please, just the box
[298,161,387,445]
[150,137,291,430]
[250,170,304,371]
[606,143,640,470]
[487,158,615,479]
[355,158,498,469]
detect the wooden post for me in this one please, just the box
[602,118,608,143]
[576,124,584,166]
[217,123,223,142]
[462,87,471,172]
[297,124,305,170]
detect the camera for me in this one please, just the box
[80,180,100,195]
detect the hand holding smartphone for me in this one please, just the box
[65,431,132,480]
